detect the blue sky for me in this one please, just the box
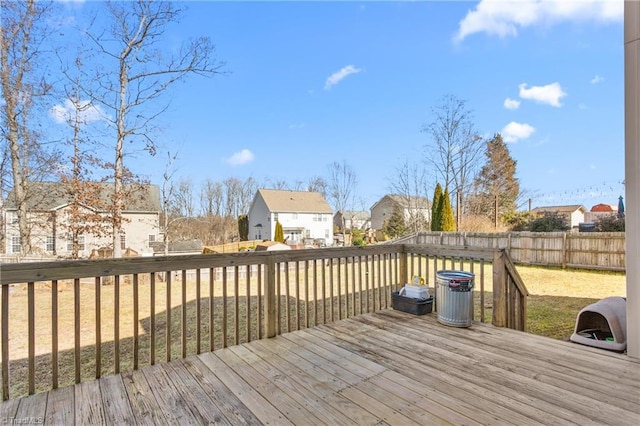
[50,0,626,211]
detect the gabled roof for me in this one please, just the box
[4,182,161,212]
[532,205,586,214]
[371,194,430,210]
[255,189,332,214]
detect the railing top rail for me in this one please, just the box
[0,245,405,284]
[0,243,499,285]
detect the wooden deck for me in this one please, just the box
[1,309,639,425]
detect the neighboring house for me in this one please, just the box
[247,189,334,246]
[531,205,587,228]
[333,210,371,231]
[3,182,160,257]
[584,203,618,223]
[370,194,430,231]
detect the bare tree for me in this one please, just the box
[159,151,179,255]
[327,160,357,234]
[422,95,484,212]
[308,176,328,198]
[200,178,223,217]
[240,177,257,216]
[0,0,58,255]
[174,178,196,218]
[223,177,243,218]
[388,159,430,233]
[56,59,114,258]
[83,1,225,257]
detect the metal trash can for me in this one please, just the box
[436,270,474,327]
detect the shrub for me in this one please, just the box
[595,215,625,232]
[528,212,569,232]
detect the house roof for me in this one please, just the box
[532,205,586,214]
[590,203,616,212]
[4,181,161,212]
[371,194,430,210]
[255,189,332,214]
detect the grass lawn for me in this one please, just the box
[517,266,626,340]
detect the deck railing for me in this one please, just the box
[0,244,526,400]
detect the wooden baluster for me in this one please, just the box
[133,273,139,370]
[114,276,120,373]
[150,273,156,365]
[52,280,58,389]
[28,281,35,394]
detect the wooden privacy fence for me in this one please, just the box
[0,244,526,400]
[400,231,626,271]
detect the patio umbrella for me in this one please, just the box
[618,195,625,219]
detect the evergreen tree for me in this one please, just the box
[384,205,408,239]
[238,214,249,241]
[431,183,443,231]
[274,221,285,242]
[472,133,520,219]
[441,188,456,231]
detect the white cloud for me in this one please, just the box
[501,121,536,142]
[518,82,567,107]
[454,0,623,42]
[226,149,254,166]
[49,98,107,124]
[504,97,521,110]
[324,65,361,90]
[591,74,604,84]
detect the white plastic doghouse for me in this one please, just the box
[569,297,627,352]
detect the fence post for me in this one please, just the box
[265,254,277,338]
[492,250,507,328]
[562,232,568,269]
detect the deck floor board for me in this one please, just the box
[1,311,639,425]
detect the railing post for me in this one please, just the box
[399,245,408,286]
[265,254,277,338]
[492,250,507,328]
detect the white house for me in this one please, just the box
[3,182,160,258]
[247,189,333,246]
[531,205,587,229]
[370,194,430,232]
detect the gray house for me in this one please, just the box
[370,194,430,232]
[3,182,160,257]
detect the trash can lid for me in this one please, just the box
[436,271,475,287]
[436,270,474,285]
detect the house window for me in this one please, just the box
[120,234,126,250]
[67,235,85,252]
[325,230,329,238]
[46,236,55,252]
[148,234,156,248]
[273,213,278,222]
[7,212,18,224]
[11,236,20,254]
[292,213,298,220]
[305,230,311,238]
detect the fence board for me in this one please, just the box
[405,232,625,271]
